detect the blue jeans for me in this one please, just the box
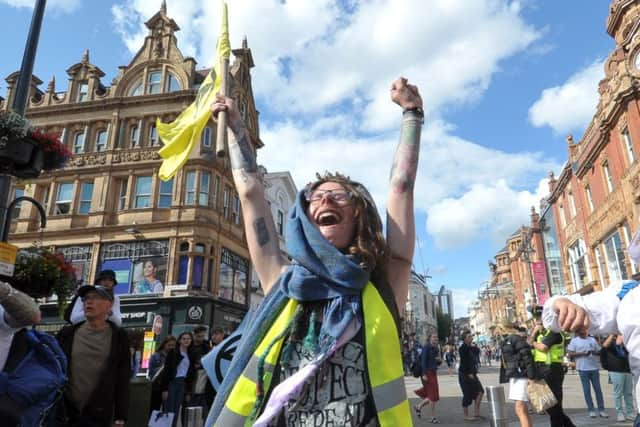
[166,377,185,427]
[578,370,604,412]
[609,372,635,418]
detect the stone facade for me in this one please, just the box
[404,271,438,343]
[547,0,640,293]
[3,4,262,335]
[249,169,298,310]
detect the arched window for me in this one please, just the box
[95,129,107,152]
[128,80,143,97]
[166,73,181,92]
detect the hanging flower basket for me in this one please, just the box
[0,245,78,315]
[0,111,72,178]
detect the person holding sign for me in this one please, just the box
[206,77,423,427]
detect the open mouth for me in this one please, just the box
[316,210,342,226]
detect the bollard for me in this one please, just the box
[184,406,203,427]
[486,385,508,427]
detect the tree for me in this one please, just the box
[436,307,453,343]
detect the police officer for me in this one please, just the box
[529,307,576,427]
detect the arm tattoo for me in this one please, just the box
[228,122,257,174]
[253,217,271,247]
[389,112,422,193]
[0,281,39,327]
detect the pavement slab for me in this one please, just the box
[406,366,636,426]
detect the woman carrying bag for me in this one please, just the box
[160,332,196,427]
[497,324,537,427]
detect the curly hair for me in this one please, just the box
[305,171,389,281]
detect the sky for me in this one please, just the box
[0,0,616,317]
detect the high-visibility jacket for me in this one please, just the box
[214,282,411,426]
[533,329,565,364]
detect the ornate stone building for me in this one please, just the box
[547,0,640,293]
[482,208,548,324]
[2,4,262,342]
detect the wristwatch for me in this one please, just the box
[403,107,425,123]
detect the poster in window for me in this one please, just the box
[131,257,166,294]
[218,263,233,300]
[99,259,132,295]
[233,270,246,304]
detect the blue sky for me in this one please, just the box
[0,0,616,316]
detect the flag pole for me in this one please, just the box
[215,57,229,158]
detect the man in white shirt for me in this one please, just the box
[567,332,607,418]
[67,269,122,326]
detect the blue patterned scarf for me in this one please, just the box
[206,190,370,426]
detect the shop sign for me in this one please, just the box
[0,242,18,276]
[187,305,204,322]
[121,311,153,323]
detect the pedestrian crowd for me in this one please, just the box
[0,269,230,427]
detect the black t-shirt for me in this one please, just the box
[458,343,477,375]
[272,323,377,427]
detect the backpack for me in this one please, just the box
[0,328,68,427]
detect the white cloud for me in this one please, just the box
[111,0,541,131]
[111,0,558,250]
[426,177,550,249]
[451,288,479,318]
[0,0,80,13]
[528,59,605,134]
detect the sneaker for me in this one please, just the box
[589,411,596,418]
[617,413,626,422]
[599,411,608,418]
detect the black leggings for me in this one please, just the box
[541,363,575,427]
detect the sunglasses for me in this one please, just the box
[305,189,354,205]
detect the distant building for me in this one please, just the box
[249,169,297,310]
[403,271,438,343]
[435,285,454,320]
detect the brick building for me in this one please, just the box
[546,0,640,293]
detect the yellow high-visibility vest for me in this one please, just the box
[214,282,411,426]
[533,329,565,364]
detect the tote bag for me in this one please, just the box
[527,379,558,412]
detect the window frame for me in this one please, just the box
[185,171,196,206]
[95,129,108,152]
[158,178,173,208]
[147,70,162,94]
[623,128,635,164]
[134,176,153,209]
[77,82,89,102]
[78,181,94,215]
[603,161,614,193]
[199,172,210,206]
[54,182,74,215]
[73,131,85,154]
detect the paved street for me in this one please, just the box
[406,366,636,426]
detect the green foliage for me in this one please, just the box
[436,306,453,342]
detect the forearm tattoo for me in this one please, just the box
[389,112,422,193]
[228,122,257,175]
[253,217,271,247]
[0,281,39,327]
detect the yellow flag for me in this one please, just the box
[156,0,231,181]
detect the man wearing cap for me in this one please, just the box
[66,269,122,326]
[56,285,130,427]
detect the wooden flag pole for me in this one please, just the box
[215,57,230,158]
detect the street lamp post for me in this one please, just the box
[0,0,47,243]
[520,233,537,306]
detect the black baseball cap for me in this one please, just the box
[96,269,117,285]
[77,285,114,302]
